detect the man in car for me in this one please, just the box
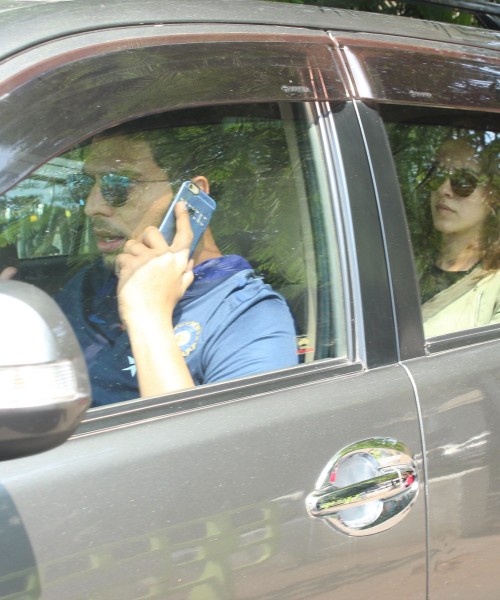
[56,127,298,406]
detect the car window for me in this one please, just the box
[385,117,499,339]
[0,102,347,406]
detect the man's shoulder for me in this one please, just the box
[191,256,281,303]
[178,255,290,322]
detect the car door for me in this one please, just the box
[0,20,427,600]
[341,35,500,599]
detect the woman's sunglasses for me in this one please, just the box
[423,164,484,198]
[66,172,168,207]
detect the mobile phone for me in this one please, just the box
[159,181,216,257]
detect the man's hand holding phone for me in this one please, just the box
[116,176,218,327]
[114,181,217,398]
[115,200,197,397]
[116,200,194,328]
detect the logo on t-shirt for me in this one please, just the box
[122,355,137,377]
[174,321,201,356]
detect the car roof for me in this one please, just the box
[1,0,499,62]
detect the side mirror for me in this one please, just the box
[0,281,91,460]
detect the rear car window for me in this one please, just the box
[385,117,499,338]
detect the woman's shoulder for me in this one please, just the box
[475,267,500,288]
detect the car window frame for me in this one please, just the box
[345,36,500,357]
[0,24,403,421]
[0,26,348,192]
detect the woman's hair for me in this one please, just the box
[478,138,500,270]
[418,136,500,272]
[412,136,500,271]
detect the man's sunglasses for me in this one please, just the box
[66,172,168,207]
[423,164,484,198]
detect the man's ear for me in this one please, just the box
[191,175,210,194]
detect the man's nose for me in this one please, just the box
[84,181,113,217]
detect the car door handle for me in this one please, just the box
[305,438,419,536]
[307,465,416,516]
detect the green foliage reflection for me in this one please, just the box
[267,0,479,27]
[0,106,309,304]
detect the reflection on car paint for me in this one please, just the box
[0,484,40,599]
[3,500,292,599]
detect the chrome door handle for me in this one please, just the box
[306,438,419,536]
[308,466,416,516]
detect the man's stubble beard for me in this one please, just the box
[101,250,121,271]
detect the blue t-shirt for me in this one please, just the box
[57,255,298,406]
